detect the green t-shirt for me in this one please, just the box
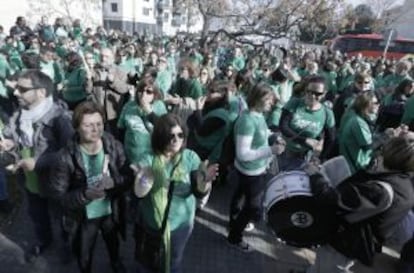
[266,105,282,129]
[276,80,295,106]
[117,100,167,163]
[119,57,142,75]
[40,61,63,84]
[138,149,201,231]
[194,108,231,163]
[155,69,173,97]
[339,111,373,174]
[322,71,338,95]
[402,95,414,126]
[379,74,412,89]
[81,148,112,219]
[228,94,247,122]
[283,98,335,153]
[62,67,88,102]
[232,56,245,72]
[234,111,271,175]
[0,54,11,81]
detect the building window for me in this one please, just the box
[111,3,118,12]
[143,7,150,16]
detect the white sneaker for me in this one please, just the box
[244,222,255,232]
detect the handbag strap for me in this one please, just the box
[159,155,182,234]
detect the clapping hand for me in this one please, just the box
[197,160,219,193]
[130,164,154,198]
[165,94,182,105]
[84,183,106,200]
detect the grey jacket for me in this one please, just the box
[89,65,130,121]
[4,102,74,195]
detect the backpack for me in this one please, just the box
[331,172,394,266]
[376,99,406,132]
[219,116,239,168]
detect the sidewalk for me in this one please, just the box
[184,178,401,273]
[0,176,401,273]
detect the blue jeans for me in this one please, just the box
[136,224,194,273]
[0,167,7,200]
[171,224,193,273]
[388,211,414,251]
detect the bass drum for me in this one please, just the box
[263,170,337,248]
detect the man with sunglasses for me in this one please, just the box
[0,70,74,262]
[279,76,336,171]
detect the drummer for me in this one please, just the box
[227,82,285,252]
[306,134,414,273]
[278,76,336,171]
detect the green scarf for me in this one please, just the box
[151,153,184,273]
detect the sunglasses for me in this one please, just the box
[307,90,324,97]
[16,85,36,93]
[357,81,370,85]
[168,132,184,142]
[137,88,154,95]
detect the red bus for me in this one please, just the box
[329,33,414,59]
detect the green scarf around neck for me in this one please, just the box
[150,152,184,273]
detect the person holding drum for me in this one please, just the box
[305,135,414,273]
[227,82,285,252]
[278,76,336,171]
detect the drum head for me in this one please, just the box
[267,196,337,248]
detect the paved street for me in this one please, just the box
[0,177,401,273]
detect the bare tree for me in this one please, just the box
[175,0,344,47]
[365,0,401,18]
[27,0,102,27]
[364,0,412,32]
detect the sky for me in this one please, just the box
[347,0,405,7]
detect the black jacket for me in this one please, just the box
[310,170,414,265]
[49,132,134,239]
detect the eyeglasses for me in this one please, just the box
[16,85,36,93]
[307,90,324,98]
[357,81,370,85]
[137,88,154,95]
[372,100,379,105]
[168,132,184,142]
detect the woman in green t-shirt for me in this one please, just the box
[61,52,90,110]
[133,113,218,273]
[339,91,379,174]
[227,82,285,251]
[117,77,167,164]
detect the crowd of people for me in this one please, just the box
[0,14,413,273]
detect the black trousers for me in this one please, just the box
[26,190,53,247]
[227,170,266,243]
[400,236,414,273]
[73,215,120,273]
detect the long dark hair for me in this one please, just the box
[151,114,188,155]
[202,80,234,114]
